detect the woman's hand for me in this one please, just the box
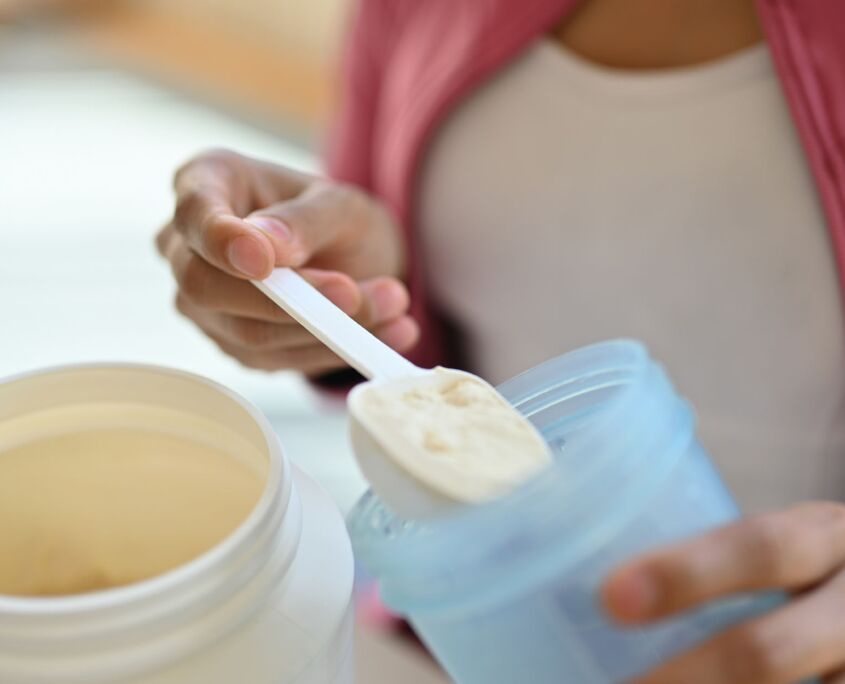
[156,149,418,373]
[601,502,845,683]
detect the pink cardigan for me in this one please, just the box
[326,0,845,370]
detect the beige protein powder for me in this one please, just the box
[355,368,552,504]
[0,404,266,597]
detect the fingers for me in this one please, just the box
[603,503,845,624]
[630,570,845,684]
[166,237,420,372]
[162,224,415,331]
[244,180,404,279]
[205,319,416,374]
[161,227,361,322]
[164,149,404,286]
[159,225,288,322]
[159,150,415,372]
[176,287,418,354]
[355,277,411,329]
[207,327,348,375]
[244,181,361,264]
[177,292,418,373]
[171,149,307,279]
[369,315,419,351]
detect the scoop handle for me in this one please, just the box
[253,268,422,381]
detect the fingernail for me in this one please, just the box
[245,216,293,241]
[607,569,658,621]
[245,216,307,266]
[227,235,268,278]
[369,282,407,320]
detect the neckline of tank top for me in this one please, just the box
[532,39,772,101]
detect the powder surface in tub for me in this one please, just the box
[0,419,265,597]
[356,369,552,503]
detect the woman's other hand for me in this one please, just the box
[602,502,845,683]
[156,149,419,373]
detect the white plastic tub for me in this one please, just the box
[0,364,354,684]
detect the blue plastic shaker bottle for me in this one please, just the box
[349,340,780,683]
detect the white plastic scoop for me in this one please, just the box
[254,268,552,519]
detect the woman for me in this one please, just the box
[156,1,845,680]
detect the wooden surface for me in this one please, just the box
[61,1,337,139]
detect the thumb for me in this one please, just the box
[244,182,363,270]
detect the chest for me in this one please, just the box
[554,0,763,69]
[417,41,838,385]
[415,41,845,510]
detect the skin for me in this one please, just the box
[155,149,419,374]
[555,0,763,69]
[157,0,764,375]
[157,3,843,680]
[556,4,845,682]
[603,503,845,683]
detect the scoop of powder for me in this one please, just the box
[354,368,552,504]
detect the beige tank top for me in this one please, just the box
[418,40,845,514]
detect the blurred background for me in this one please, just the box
[0,1,446,680]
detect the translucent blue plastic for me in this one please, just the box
[349,340,781,683]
